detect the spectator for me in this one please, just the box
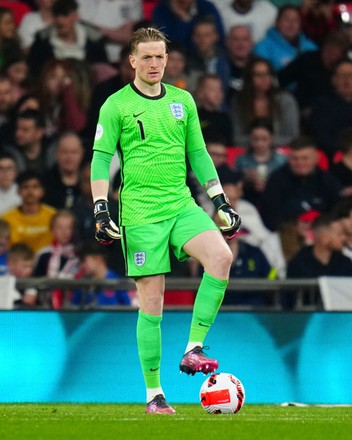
[186,15,229,93]
[71,241,131,308]
[332,198,352,261]
[222,234,277,307]
[18,0,55,52]
[162,42,194,91]
[310,59,352,161]
[218,166,286,278]
[0,75,16,129]
[287,213,352,278]
[225,24,255,97]
[33,209,79,308]
[0,6,24,69]
[279,207,320,264]
[194,73,233,145]
[300,0,338,46]
[0,91,40,147]
[86,45,134,142]
[0,218,10,274]
[230,57,300,147]
[330,127,352,197]
[77,0,142,64]
[0,1,31,26]
[1,170,56,252]
[35,58,92,141]
[213,0,277,43]
[278,31,349,127]
[43,131,85,209]
[6,242,38,307]
[261,135,342,232]
[152,0,225,49]
[285,213,352,309]
[254,5,317,71]
[0,152,21,214]
[1,49,30,101]
[235,117,287,208]
[2,109,50,173]
[28,0,108,76]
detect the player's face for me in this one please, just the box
[130,41,168,86]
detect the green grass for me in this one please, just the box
[0,404,351,440]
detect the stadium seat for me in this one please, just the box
[276,146,330,170]
[164,290,195,305]
[143,0,159,19]
[226,146,246,168]
[333,150,343,163]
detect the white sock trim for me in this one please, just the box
[185,342,202,354]
[147,387,164,403]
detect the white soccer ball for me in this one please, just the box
[200,372,245,414]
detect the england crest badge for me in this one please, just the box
[134,252,146,266]
[170,103,184,119]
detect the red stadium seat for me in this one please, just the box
[226,146,246,168]
[143,0,159,19]
[276,146,330,170]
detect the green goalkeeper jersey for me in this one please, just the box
[93,82,206,226]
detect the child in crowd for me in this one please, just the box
[1,170,56,253]
[7,242,37,307]
[236,118,287,207]
[0,152,21,215]
[0,218,10,275]
[33,209,79,309]
[71,242,131,308]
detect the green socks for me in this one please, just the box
[188,271,228,343]
[137,310,162,389]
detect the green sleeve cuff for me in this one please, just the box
[90,150,113,181]
[187,147,219,186]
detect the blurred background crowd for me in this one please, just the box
[1,0,352,309]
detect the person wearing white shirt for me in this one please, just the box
[0,153,21,216]
[76,0,143,63]
[211,0,277,42]
[18,0,55,52]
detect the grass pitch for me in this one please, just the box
[0,404,350,440]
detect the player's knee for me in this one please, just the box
[213,245,233,270]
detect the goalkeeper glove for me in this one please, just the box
[94,199,121,245]
[212,193,241,240]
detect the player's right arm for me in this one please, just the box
[91,96,122,244]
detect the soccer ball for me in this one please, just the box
[200,372,245,414]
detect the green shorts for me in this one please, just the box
[120,205,219,277]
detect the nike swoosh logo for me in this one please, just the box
[198,322,209,327]
[150,367,159,372]
[133,111,145,118]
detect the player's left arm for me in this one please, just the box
[183,92,241,239]
[188,147,241,240]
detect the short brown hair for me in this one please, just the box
[129,27,169,54]
[8,243,34,262]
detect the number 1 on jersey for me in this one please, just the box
[137,120,145,140]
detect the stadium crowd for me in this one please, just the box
[1,0,352,309]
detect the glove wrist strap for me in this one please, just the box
[94,199,109,217]
[211,193,229,211]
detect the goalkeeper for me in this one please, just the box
[91,27,241,415]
